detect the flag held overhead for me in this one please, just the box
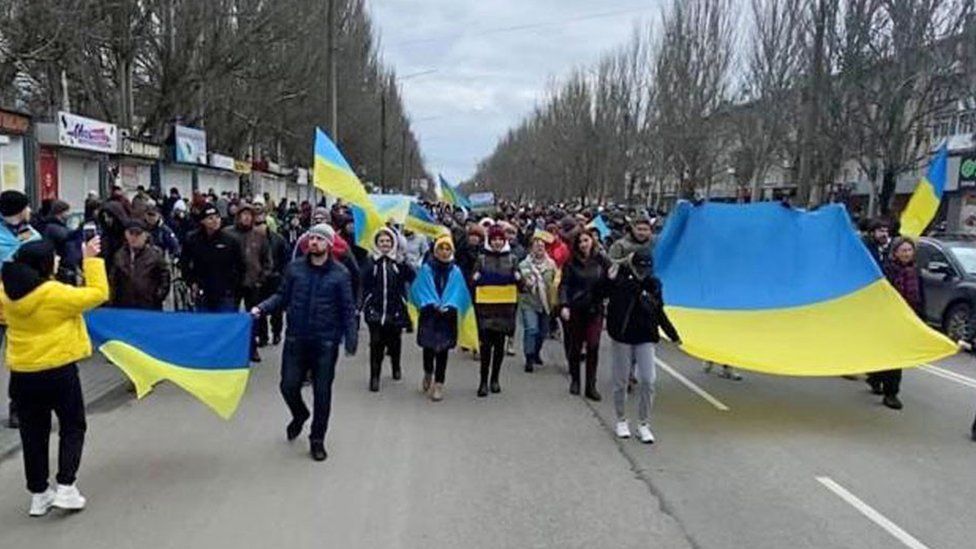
[654,201,957,376]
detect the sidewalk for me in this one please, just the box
[0,356,128,460]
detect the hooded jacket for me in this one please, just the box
[1,257,109,372]
[606,263,679,345]
[362,228,416,328]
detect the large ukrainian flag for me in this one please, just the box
[900,143,949,238]
[313,128,384,249]
[85,309,252,419]
[655,201,957,376]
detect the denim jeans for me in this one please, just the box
[280,339,339,442]
[519,307,549,361]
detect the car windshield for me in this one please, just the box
[949,246,976,275]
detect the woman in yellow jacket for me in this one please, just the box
[1,236,107,516]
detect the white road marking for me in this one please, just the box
[655,358,731,412]
[919,364,976,390]
[816,476,930,549]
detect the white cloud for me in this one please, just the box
[368,0,659,182]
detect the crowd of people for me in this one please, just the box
[2,183,974,517]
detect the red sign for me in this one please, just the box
[38,147,59,200]
[0,109,30,135]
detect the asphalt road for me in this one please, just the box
[1,329,974,549]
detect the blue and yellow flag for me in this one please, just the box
[85,309,252,419]
[408,260,479,351]
[313,128,384,250]
[405,202,450,240]
[655,201,957,375]
[439,174,472,208]
[587,215,611,240]
[900,144,949,238]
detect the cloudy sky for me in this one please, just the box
[368,0,660,183]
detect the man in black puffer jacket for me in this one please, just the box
[254,223,358,463]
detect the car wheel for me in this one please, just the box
[943,302,975,343]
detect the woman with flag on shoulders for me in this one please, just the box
[412,235,467,402]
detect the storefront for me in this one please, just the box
[0,108,32,197]
[35,111,118,211]
[115,137,162,197]
[288,168,309,204]
[250,160,290,202]
[198,152,239,197]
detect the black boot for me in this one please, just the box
[286,412,308,441]
[369,346,383,392]
[525,361,534,373]
[477,382,489,397]
[310,440,327,461]
[392,366,402,381]
[369,377,380,392]
[479,349,492,397]
[490,362,501,394]
[882,395,903,410]
[584,350,601,401]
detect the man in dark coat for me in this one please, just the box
[254,223,358,462]
[109,220,171,310]
[181,206,245,313]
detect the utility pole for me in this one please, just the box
[379,92,387,192]
[327,0,338,140]
[400,127,408,192]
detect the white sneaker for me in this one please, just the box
[53,484,86,511]
[637,423,656,444]
[614,420,631,439]
[29,488,56,517]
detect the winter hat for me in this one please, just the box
[14,239,55,280]
[0,190,29,218]
[312,206,331,223]
[632,213,654,228]
[467,224,486,239]
[532,229,556,244]
[434,234,455,254]
[308,223,336,247]
[487,224,506,242]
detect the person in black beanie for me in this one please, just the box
[0,190,42,430]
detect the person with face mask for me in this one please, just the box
[472,224,520,397]
[606,248,680,444]
[1,235,108,516]
[361,228,415,392]
[252,223,358,462]
[413,236,463,402]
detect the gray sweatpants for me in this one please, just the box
[611,340,657,423]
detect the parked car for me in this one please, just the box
[916,236,976,343]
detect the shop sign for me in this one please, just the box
[234,159,252,175]
[121,137,161,159]
[960,154,976,188]
[209,153,235,171]
[174,125,207,164]
[58,111,117,153]
[0,109,29,135]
